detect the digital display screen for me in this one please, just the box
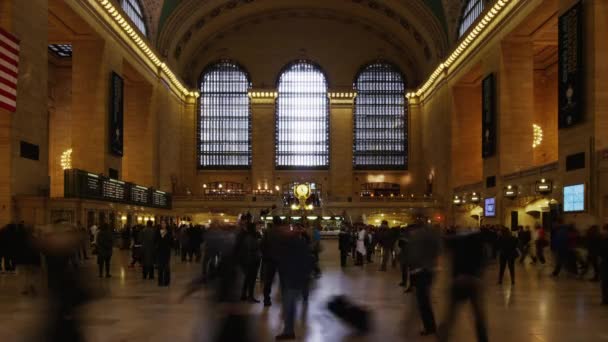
[563,184,585,212]
[484,197,496,217]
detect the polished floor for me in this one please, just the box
[0,241,607,342]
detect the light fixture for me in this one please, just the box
[60,148,72,170]
[322,216,332,220]
[307,216,318,220]
[275,185,280,191]
[533,124,543,148]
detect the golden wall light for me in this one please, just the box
[60,148,72,170]
[533,124,543,148]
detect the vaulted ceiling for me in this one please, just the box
[135,0,470,88]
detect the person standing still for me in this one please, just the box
[140,221,157,280]
[338,226,351,268]
[157,222,172,287]
[497,228,518,285]
[96,224,113,278]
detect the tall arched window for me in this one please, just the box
[275,61,329,169]
[354,62,407,169]
[121,0,147,36]
[198,61,251,169]
[458,0,484,38]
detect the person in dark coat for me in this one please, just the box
[438,230,488,342]
[140,221,157,280]
[238,223,262,302]
[261,217,282,307]
[95,224,113,278]
[1,224,17,273]
[497,227,518,285]
[582,225,601,281]
[275,227,313,341]
[338,226,351,268]
[551,224,571,277]
[397,230,411,291]
[600,224,608,305]
[157,222,172,287]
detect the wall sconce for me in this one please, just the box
[60,148,73,170]
[470,192,481,204]
[533,124,543,148]
[453,195,462,205]
[504,185,517,198]
[535,178,553,194]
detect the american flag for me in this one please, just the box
[0,27,19,112]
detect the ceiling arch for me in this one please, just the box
[156,0,450,88]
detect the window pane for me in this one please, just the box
[458,0,484,38]
[354,63,407,169]
[122,0,147,36]
[275,62,329,169]
[198,62,251,169]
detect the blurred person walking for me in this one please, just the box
[355,226,367,266]
[438,230,488,342]
[518,226,532,264]
[408,224,441,336]
[532,224,547,264]
[275,228,314,341]
[582,225,601,281]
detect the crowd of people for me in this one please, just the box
[1,216,608,341]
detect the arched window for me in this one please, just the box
[275,61,329,169]
[458,0,484,38]
[121,0,147,36]
[198,61,252,169]
[353,62,407,169]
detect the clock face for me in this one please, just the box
[295,184,310,197]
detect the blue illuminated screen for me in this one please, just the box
[484,197,496,217]
[563,184,585,212]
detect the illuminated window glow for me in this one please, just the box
[198,61,251,169]
[458,0,484,38]
[121,0,147,36]
[354,62,407,169]
[275,61,329,169]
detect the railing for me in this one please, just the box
[453,181,484,193]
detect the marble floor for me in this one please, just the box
[0,241,607,342]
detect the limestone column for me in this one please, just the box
[329,94,354,201]
[123,79,154,186]
[71,39,122,176]
[250,92,276,192]
[499,39,535,174]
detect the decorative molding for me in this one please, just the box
[408,0,521,100]
[87,0,198,99]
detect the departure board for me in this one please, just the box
[102,179,126,201]
[152,190,170,208]
[131,186,149,204]
[64,169,172,209]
